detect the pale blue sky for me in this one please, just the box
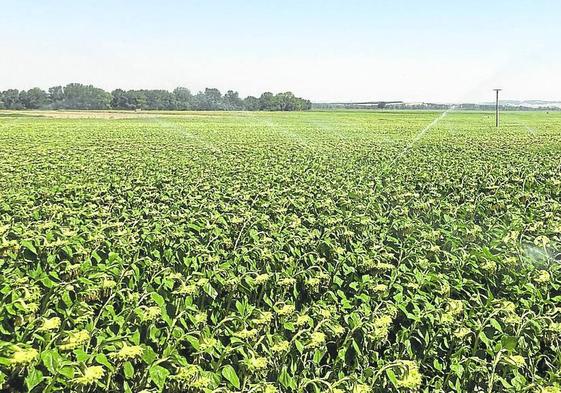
[1,0,560,102]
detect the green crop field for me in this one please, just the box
[1,110,561,392]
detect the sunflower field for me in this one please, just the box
[0,110,560,392]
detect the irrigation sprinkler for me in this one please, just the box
[493,89,502,127]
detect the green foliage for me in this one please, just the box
[0,111,560,392]
[58,83,112,110]
[1,85,311,111]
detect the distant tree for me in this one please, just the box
[243,96,260,111]
[143,90,176,110]
[48,86,65,106]
[191,92,204,110]
[275,92,297,111]
[173,87,192,110]
[63,83,111,109]
[17,90,29,108]
[110,89,130,109]
[193,88,223,110]
[2,83,311,112]
[127,90,148,110]
[297,97,312,111]
[205,88,223,110]
[223,90,243,110]
[19,88,50,109]
[259,92,276,111]
[1,89,24,109]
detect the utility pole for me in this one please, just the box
[493,89,502,127]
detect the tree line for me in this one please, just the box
[0,83,312,111]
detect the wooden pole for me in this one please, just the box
[494,89,502,127]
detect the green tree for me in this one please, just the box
[63,83,111,109]
[193,88,223,110]
[142,90,176,110]
[128,91,148,110]
[48,86,64,105]
[3,84,311,112]
[173,87,192,110]
[1,89,23,109]
[110,89,130,109]
[223,90,243,110]
[274,92,297,111]
[243,96,260,111]
[20,88,50,109]
[258,92,276,110]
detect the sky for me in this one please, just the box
[1,0,560,103]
